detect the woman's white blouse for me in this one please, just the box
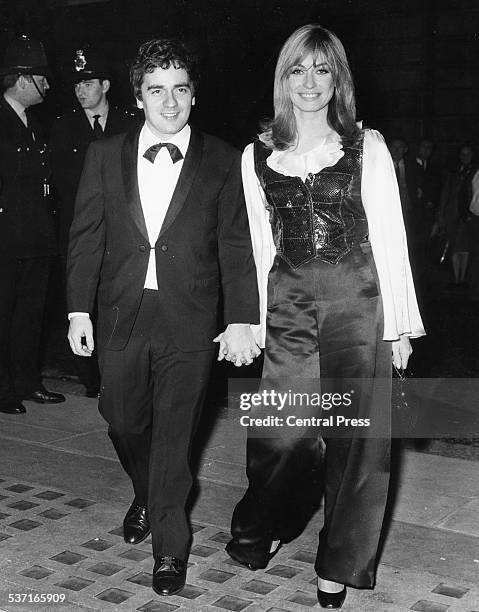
[243,129,426,347]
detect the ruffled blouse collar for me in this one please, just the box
[265,131,344,181]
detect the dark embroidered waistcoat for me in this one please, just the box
[254,131,368,268]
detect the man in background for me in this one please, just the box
[409,139,442,279]
[389,137,412,216]
[0,35,65,415]
[50,47,140,397]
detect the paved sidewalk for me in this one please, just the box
[0,383,478,612]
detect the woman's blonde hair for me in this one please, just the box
[261,24,359,150]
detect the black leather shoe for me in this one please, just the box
[317,586,347,609]
[27,385,65,404]
[152,556,186,596]
[0,401,26,414]
[225,537,281,570]
[123,502,150,544]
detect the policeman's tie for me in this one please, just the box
[92,114,104,139]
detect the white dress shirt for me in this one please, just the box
[138,122,190,289]
[415,157,426,170]
[242,129,425,346]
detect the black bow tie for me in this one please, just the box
[143,142,183,164]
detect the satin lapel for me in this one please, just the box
[121,126,148,241]
[158,128,204,238]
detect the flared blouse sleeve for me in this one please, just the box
[362,129,425,340]
[242,143,275,348]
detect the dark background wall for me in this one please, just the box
[1,0,478,162]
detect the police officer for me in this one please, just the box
[0,35,65,414]
[50,47,140,397]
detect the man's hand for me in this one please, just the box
[213,324,261,367]
[391,335,412,370]
[68,315,94,357]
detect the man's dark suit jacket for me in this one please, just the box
[50,106,141,254]
[0,96,56,258]
[406,158,441,208]
[67,126,259,352]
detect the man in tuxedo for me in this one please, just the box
[50,47,140,397]
[389,138,412,215]
[408,139,442,278]
[411,139,441,210]
[67,38,259,596]
[389,137,430,284]
[0,36,65,415]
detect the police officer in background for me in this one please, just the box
[50,47,140,397]
[0,35,65,414]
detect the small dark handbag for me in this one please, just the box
[392,365,417,436]
[427,222,449,265]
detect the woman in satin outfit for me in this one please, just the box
[226,24,425,609]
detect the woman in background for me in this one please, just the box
[437,144,476,286]
[226,24,425,609]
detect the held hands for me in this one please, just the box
[213,324,261,367]
[68,315,94,357]
[391,335,412,370]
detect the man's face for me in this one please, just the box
[418,140,433,161]
[137,65,194,139]
[389,139,407,162]
[459,147,473,166]
[74,79,109,111]
[24,74,49,106]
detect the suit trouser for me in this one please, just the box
[231,248,391,588]
[98,290,215,559]
[0,256,51,405]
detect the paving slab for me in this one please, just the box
[0,421,73,445]
[381,520,479,584]
[0,397,103,435]
[395,450,479,499]
[0,438,129,504]
[437,498,479,536]
[197,459,248,489]
[44,431,117,461]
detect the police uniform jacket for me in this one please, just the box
[0,96,55,258]
[50,106,140,253]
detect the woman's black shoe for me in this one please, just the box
[317,586,347,609]
[225,537,280,570]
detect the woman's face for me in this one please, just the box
[459,147,473,166]
[286,52,335,117]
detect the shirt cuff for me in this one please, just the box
[68,312,90,320]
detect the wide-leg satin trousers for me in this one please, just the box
[231,244,391,588]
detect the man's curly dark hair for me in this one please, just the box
[130,38,199,100]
